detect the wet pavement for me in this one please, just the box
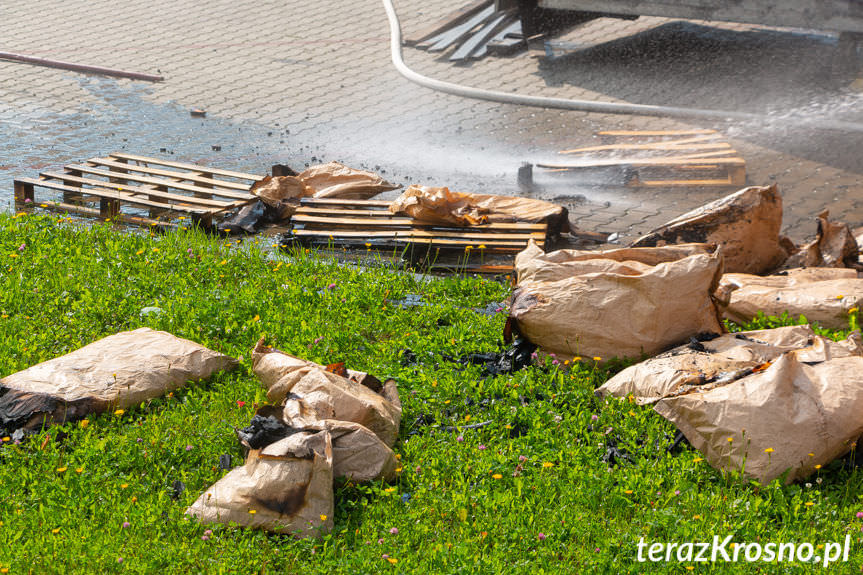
[0,1,861,241]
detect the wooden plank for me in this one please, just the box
[296,227,546,241]
[88,158,252,191]
[450,12,509,61]
[291,214,548,231]
[64,164,255,201]
[41,171,233,210]
[33,200,177,228]
[634,178,737,187]
[293,230,530,248]
[109,153,262,182]
[536,156,745,169]
[16,177,207,214]
[425,5,497,51]
[560,141,731,154]
[404,0,492,46]
[298,198,393,207]
[291,229,540,243]
[295,207,397,218]
[597,129,718,137]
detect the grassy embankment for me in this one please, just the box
[1,212,862,574]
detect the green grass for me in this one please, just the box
[1,212,862,574]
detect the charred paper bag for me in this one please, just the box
[654,348,863,484]
[715,268,862,329]
[187,430,334,537]
[249,176,306,220]
[631,185,792,274]
[0,328,237,431]
[298,162,399,200]
[242,401,397,482]
[596,325,862,404]
[509,242,723,361]
[252,340,401,447]
[781,211,861,270]
[389,185,569,233]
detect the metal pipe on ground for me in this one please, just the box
[0,51,163,82]
[381,0,863,133]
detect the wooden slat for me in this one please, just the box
[17,178,207,214]
[33,200,177,228]
[88,158,252,191]
[292,214,547,231]
[597,129,718,136]
[560,141,731,154]
[537,156,745,169]
[64,164,254,201]
[291,229,537,244]
[109,153,262,182]
[295,207,395,218]
[298,198,393,207]
[404,0,492,46]
[41,171,232,211]
[296,227,546,241]
[293,230,529,248]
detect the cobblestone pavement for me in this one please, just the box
[1,0,861,241]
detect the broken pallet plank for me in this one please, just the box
[404,0,492,46]
[109,153,262,182]
[87,158,252,191]
[63,164,254,202]
[40,171,233,210]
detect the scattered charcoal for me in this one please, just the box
[237,414,298,450]
[602,438,631,466]
[171,480,186,500]
[399,349,419,366]
[217,199,285,235]
[219,453,232,470]
[455,337,537,377]
[508,421,529,439]
[687,338,707,353]
[666,430,690,455]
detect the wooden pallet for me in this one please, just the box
[287,197,549,255]
[541,129,747,187]
[13,152,261,228]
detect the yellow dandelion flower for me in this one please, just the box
[815,464,822,470]
[252,315,260,322]
[131,496,137,503]
[808,452,815,457]
[57,467,67,473]
[692,458,703,463]
[248,509,257,515]
[764,448,774,454]
[135,249,144,255]
[219,260,227,266]
[727,437,733,443]
[593,356,601,361]
[542,462,554,468]
[693,515,701,520]
[114,409,124,416]
[849,307,859,314]
[464,415,471,422]
[79,420,89,428]
[386,558,398,565]
[573,356,582,361]
[395,467,403,473]
[805,501,814,507]
[1,567,7,574]
[1,437,9,443]
[51,528,60,534]
[384,487,396,493]
[320,514,328,522]
[121,484,129,489]
[624,490,633,494]
[75,468,83,474]
[478,244,486,249]
[151,247,159,252]
[492,474,503,479]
